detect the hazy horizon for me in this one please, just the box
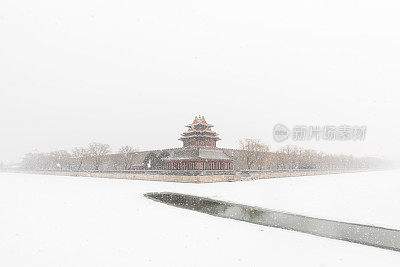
[1,0,399,164]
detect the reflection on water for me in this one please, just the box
[145,192,400,252]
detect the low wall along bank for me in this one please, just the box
[9,169,375,183]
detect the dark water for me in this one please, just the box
[145,192,400,252]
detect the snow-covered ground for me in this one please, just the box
[1,171,400,266]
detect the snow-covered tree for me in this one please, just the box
[88,142,111,170]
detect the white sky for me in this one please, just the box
[1,0,399,163]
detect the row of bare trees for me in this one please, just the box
[21,139,386,171]
[238,139,270,169]
[21,143,138,171]
[236,139,386,170]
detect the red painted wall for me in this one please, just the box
[183,140,216,147]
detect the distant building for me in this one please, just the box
[179,116,221,147]
[103,116,236,172]
[163,116,233,170]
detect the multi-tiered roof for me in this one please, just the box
[179,116,221,147]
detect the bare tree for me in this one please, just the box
[118,145,137,170]
[88,142,111,170]
[71,147,89,171]
[264,151,279,169]
[49,150,71,170]
[297,149,318,169]
[276,145,302,169]
[21,152,52,170]
[238,139,270,170]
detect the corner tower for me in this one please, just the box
[179,116,221,147]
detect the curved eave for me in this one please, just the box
[178,135,221,140]
[181,130,219,136]
[185,123,214,128]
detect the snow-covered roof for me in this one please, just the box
[164,147,232,161]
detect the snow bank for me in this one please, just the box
[1,171,399,266]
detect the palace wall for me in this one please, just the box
[11,169,371,183]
